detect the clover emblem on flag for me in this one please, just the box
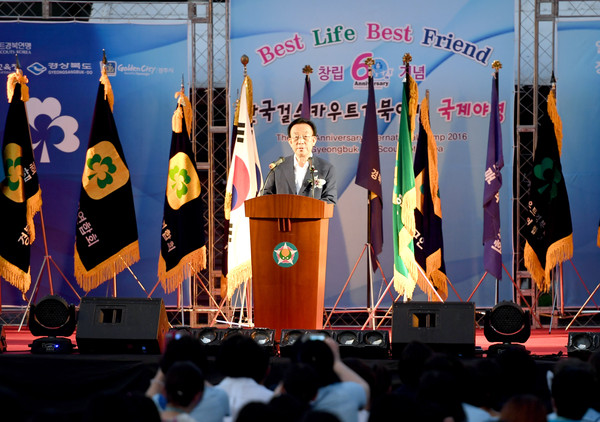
[169,165,191,199]
[86,153,117,189]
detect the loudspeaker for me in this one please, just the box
[392,302,475,357]
[76,298,171,354]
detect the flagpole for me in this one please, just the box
[365,58,375,328]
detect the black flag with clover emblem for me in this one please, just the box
[74,68,139,292]
[523,85,573,293]
[0,79,38,294]
[157,90,206,294]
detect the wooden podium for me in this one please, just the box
[245,194,334,338]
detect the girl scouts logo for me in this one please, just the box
[273,242,299,268]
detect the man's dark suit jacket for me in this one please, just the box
[261,154,337,204]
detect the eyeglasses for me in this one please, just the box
[290,134,315,143]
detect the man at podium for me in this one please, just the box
[262,117,337,204]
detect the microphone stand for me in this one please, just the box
[260,157,285,196]
[309,157,316,198]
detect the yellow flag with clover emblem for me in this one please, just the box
[157,90,206,294]
[74,67,140,292]
[0,74,41,295]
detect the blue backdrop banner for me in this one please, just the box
[230,0,515,307]
[0,22,187,305]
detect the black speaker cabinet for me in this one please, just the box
[76,298,171,354]
[392,302,475,357]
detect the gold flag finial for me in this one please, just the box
[365,57,375,77]
[302,65,313,75]
[492,60,502,71]
[402,53,412,65]
[241,55,249,76]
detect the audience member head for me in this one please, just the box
[159,331,208,374]
[500,394,548,422]
[268,394,307,422]
[551,358,595,420]
[216,333,270,383]
[165,361,205,410]
[292,339,340,388]
[396,340,434,392]
[494,344,542,405]
[282,362,319,404]
[417,365,466,422]
[463,357,503,412]
[83,391,161,422]
[299,410,341,422]
[236,402,277,422]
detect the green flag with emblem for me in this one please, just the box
[74,67,139,292]
[392,71,419,299]
[157,89,206,294]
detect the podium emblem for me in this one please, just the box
[273,242,299,267]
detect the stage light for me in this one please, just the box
[335,330,390,359]
[484,301,530,355]
[193,328,276,355]
[567,332,600,358]
[28,295,76,354]
[279,329,334,357]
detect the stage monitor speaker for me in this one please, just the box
[76,298,171,354]
[392,302,475,358]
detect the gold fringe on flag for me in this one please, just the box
[99,67,114,112]
[234,76,254,126]
[524,234,573,293]
[547,89,563,156]
[224,260,252,299]
[6,70,29,103]
[74,240,140,292]
[0,254,31,294]
[420,98,442,218]
[407,75,419,139]
[158,246,206,294]
[426,249,448,301]
[173,90,193,137]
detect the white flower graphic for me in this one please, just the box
[27,97,80,163]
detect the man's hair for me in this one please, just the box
[165,361,205,408]
[287,117,317,137]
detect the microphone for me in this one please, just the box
[260,156,286,196]
[269,156,285,170]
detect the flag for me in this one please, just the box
[483,72,504,281]
[523,86,573,292]
[157,89,206,294]
[392,72,419,298]
[0,70,41,294]
[301,73,311,119]
[74,66,140,292]
[355,71,383,271]
[223,75,263,298]
[414,94,448,301]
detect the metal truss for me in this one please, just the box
[515,0,600,324]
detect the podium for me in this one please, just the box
[245,194,334,338]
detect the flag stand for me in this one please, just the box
[467,263,542,328]
[107,257,148,298]
[323,242,394,329]
[18,210,81,331]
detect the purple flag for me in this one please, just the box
[301,74,311,119]
[483,73,504,280]
[355,73,383,269]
